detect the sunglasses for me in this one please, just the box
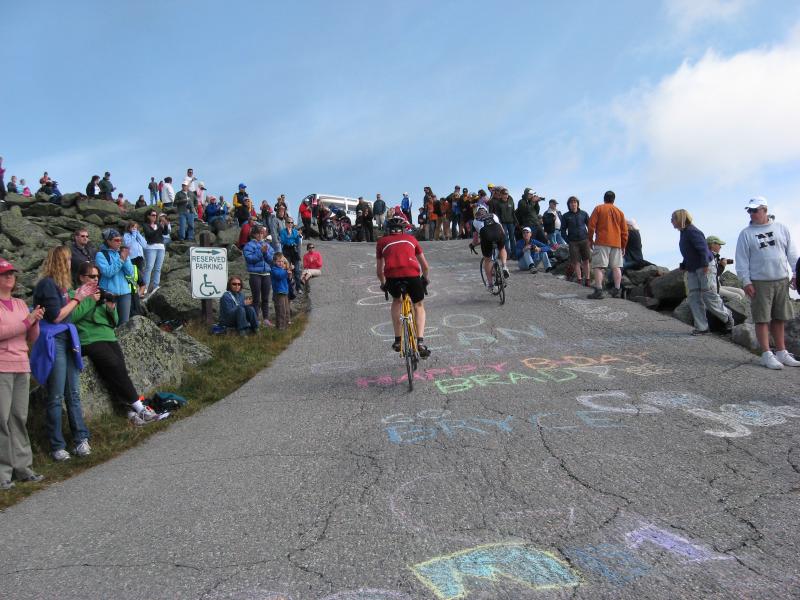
[230,282,242,287]
[85,274,99,280]
[77,234,89,238]
[747,208,762,214]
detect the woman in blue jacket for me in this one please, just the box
[672,209,733,335]
[219,276,259,335]
[280,218,303,292]
[243,225,274,326]
[95,229,135,325]
[123,221,147,298]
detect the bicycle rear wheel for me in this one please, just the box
[403,321,414,391]
[479,258,487,287]
[495,263,505,305]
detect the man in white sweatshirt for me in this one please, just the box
[735,196,799,369]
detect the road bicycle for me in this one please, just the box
[384,282,420,391]
[473,245,506,305]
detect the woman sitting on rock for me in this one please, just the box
[301,243,322,289]
[71,262,161,426]
[219,276,259,336]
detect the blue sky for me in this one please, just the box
[3,0,799,271]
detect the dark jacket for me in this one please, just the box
[98,177,114,200]
[142,222,168,245]
[515,196,540,228]
[491,197,517,224]
[32,277,70,323]
[85,182,99,198]
[372,198,386,216]
[678,224,713,271]
[174,190,195,214]
[625,229,645,267]
[560,209,589,242]
[70,241,98,283]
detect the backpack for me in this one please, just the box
[148,392,188,414]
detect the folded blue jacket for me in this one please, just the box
[30,321,83,384]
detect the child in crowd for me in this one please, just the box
[270,253,291,330]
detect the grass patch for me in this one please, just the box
[0,314,307,511]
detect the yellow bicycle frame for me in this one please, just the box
[400,292,418,354]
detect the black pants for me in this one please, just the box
[249,273,271,320]
[132,256,145,286]
[82,341,138,409]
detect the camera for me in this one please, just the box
[97,289,117,303]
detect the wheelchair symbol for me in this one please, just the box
[198,273,221,297]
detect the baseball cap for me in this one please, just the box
[238,183,247,189]
[198,181,206,190]
[745,196,767,210]
[522,226,532,233]
[0,258,18,274]
[549,199,558,204]
[706,235,726,245]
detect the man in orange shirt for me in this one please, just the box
[587,190,628,299]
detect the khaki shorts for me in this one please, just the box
[568,239,591,263]
[590,244,622,269]
[751,278,795,323]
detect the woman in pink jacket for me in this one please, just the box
[0,258,45,490]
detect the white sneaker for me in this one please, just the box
[487,285,495,294]
[128,411,147,427]
[52,449,71,462]
[775,350,800,367]
[139,406,160,422]
[74,440,92,457]
[761,351,784,370]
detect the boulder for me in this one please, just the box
[173,330,213,367]
[649,269,686,303]
[167,266,191,282]
[228,245,243,260]
[719,270,743,289]
[215,227,240,247]
[146,280,201,321]
[168,241,193,255]
[0,206,50,247]
[60,192,81,208]
[631,296,660,309]
[77,198,121,218]
[731,323,761,353]
[786,315,800,357]
[26,202,61,217]
[85,214,104,227]
[724,295,751,325]
[0,234,13,253]
[79,316,186,416]
[627,265,669,287]
[3,193,37,209]
[553,246,569,262]
[672,298,694,325]
[15,248,48,272]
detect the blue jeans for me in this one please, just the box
[46,334,89,451]
[518,249,552,270]
[149,190,158,205]
[503,223,517,258]
[142,247,165,289]
[179,212,195,240]
[221,304,258,331]
[549,230,567,246]
[116,293,132,326]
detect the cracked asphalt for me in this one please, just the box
[2,239,799,600]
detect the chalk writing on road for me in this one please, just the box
[626,524,732,562]
[411,542,580,599]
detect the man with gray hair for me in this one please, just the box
[735,196,799,369]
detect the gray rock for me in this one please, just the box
[672,298,694,325]
[0,234,12,253]
[215,227,240,247]
[80,316,185,416]
[25,202,61,218]
[719,270,743,289]
[77,198,121,218]
[146,280,201,321]
[228,245,243,260]
[168,241,193,255]
[724,295,751,324]
[60,192,81,208]
[15,248,48,272]
[650,268,687,302]
[786,315,800,357]
[85,214,104,227]
[3,193,37,209]
[172,330,213,367]
[631,296,660,309]
[0,206,50,247]
[628,284,646,299]
[731,323,761,353]
[167,266,191,282]
[627,264,670,287]
[553,246,569,262]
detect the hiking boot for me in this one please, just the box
[610,287,621,298]
[418,344,430,359]
[761,351,784,370]
[52,449,71,462]
[18,472,44,483]
[502,268,510,279]
[691,328,711,336]
[488,285,495,294]
[775,350,800,367]
[725,315,734,332]
[528,265,538,274]
[0,480,14,490]
[545,267,555,273]
[391,340,401,352]
[587,289,605,299]
[74,440,91,457]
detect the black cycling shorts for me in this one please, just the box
[479,223,506,258]
[386,277,426,303]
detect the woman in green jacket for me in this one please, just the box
[71,262,161,426]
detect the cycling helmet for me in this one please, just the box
[475,205,489,219]
[387,215,408,233]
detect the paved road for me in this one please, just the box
[2,239,800,600]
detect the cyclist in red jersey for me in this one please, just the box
[376,215,431,358]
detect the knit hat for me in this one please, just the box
[102,228,121,241]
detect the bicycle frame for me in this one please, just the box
[400,292,418,355]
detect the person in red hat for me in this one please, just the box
[0,258,45,489]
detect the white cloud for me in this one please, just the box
[665,0,750,32]
[617,27,800,184]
